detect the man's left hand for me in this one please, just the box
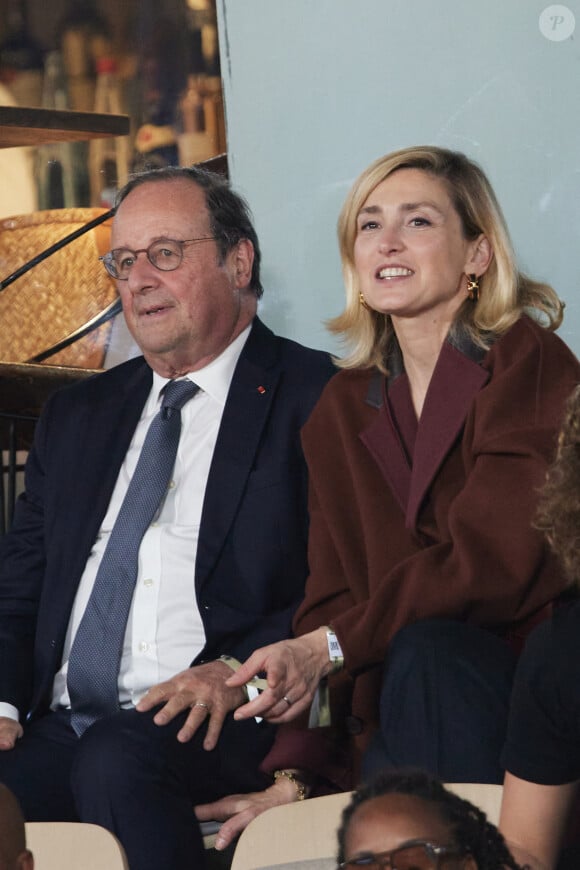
[136,660,246,750]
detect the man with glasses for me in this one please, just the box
[0,166,335,870]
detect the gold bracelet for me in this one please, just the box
[273,770,307,801]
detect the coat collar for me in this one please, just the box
[360,330,490,530]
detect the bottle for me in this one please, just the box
[36,51,76,209]
[88,57,130,208]
[176,75,214,167]
[58,0,112,112]
[130,5,187,171]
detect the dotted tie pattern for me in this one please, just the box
[68,378,199,736]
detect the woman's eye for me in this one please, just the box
[409,216,430,227]
[359,220,380,232]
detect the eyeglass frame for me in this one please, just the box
[337,837,469,869]
[99,236,215,280]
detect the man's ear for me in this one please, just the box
[230,238,254,289]
[466,233,493,277]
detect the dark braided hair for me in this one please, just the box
[337,770,525,869]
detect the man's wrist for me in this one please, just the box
[0,703,19,723]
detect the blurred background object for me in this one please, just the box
[0,0,225,210]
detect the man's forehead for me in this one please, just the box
[112,180,210,243]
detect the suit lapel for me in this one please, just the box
[65,360,152,578]
[195,319,280,587]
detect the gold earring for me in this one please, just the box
[466,274,480,301]
[359,292,370,310]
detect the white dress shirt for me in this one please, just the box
[0,325,251,722]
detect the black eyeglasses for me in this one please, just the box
[338,839,469,870]
[100,237,215,280]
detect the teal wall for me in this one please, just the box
[217,0,580,357]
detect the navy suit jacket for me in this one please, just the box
[0,317,335,719]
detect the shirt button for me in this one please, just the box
[168,480,176,489]
[138,641,149,653]
[143,578,154,588]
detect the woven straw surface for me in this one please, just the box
[0,208,118,369]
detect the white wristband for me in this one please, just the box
[325,628,344,673]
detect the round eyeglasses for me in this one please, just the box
[338,839,469,870]
[99,237,215,280]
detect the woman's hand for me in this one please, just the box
[227,628,332,722]
[195,772,306,851]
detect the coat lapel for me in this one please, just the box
[407,340,489,529]
[360,370,411,514]
[359,333,490,531]
[195,319,280,587]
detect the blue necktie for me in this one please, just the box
[68,378,199,736]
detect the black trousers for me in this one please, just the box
[0,706,273,870]
[362,618,518,784]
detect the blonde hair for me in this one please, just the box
[330,146,563,372]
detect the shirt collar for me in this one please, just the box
[151,322,252,408]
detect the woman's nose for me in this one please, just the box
[378,224,404,253]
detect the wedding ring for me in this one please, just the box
[282,696,293,708]
[194,701,209,709]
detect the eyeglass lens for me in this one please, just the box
[344,841,453,869]
[106,239,186,279]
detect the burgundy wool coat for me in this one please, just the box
[293,315,580,756]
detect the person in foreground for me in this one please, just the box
[204,145,580,840]
[0,166,335,870]
[500,385,580,870]
[337,769,523,870]
[0,784,33,870]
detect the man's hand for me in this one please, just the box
[227,628,331,723]
[136,661,246,750]
[195,774,302,851]
[0,717,22,751]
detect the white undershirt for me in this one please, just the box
[0,325,251,722]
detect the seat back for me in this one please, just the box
[25,822,129,870]
[231,792,350,870]
[230,783,504,870]
[0,208,117,369]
